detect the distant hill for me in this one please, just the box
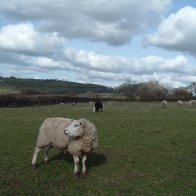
[0,77,113,95]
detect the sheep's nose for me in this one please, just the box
[64,129,68,134]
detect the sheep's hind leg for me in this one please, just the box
[82,155,87,176]
[73,155,80,178]
[32,146,41,169]
[44,145,52,164]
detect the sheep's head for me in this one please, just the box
[64,120,85,138]
[66,118,98,155]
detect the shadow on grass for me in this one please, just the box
[36,151,106,172]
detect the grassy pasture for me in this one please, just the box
[0,102,196,195]
[0,86,19,94]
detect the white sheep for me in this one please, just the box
[93,106,96,112]
[162,100,167,108]
[190,100,196,105]
[32,118,98,177]
[184,101,192,106]
[177,100,183,105]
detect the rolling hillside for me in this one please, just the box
[0,77,113,94]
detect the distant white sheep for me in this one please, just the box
[93,106,96,112]
[190,100,196,105]
[184,101,192,106]
[177,100,183,105]
[32,118,98,177]
[162,100,167,108]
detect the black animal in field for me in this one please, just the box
[93,100,103,112]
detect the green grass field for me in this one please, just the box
[0,86,19,94]
[0,102,196,195]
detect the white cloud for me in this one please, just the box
[4,48,193,87]
[35,57,60,68]
[0,0,171,45]
[0,1,195,88]
[0,22,65,56]
[62,48,194,75]
[146,6,196,57]
[62,49,196,86]
[1,45,196,87]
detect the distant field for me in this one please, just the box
[0,86,19,94]
[0,102,196,195]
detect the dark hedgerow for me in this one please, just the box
[0,94,115,107]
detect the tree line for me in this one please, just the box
[0,79,196,107]
[115,80,196,102]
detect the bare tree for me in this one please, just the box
[115,79,137,101]
[171,87,192,101]
[137,80,168,101]
[189,82,196,97]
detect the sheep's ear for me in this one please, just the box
[79,120,85,128]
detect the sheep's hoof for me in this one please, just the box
[74,172,80,179]
[32,164,36,170]
[82,171,88,177]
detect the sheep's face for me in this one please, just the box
[64,120,85,138]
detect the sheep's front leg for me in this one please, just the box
[32,146,41,169]
[82,155,87,175]
[73,155,80,177]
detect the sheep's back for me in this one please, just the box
[36,118,71,149]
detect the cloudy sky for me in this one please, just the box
[0,0,196,87]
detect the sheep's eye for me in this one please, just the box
[74,124,79,127]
